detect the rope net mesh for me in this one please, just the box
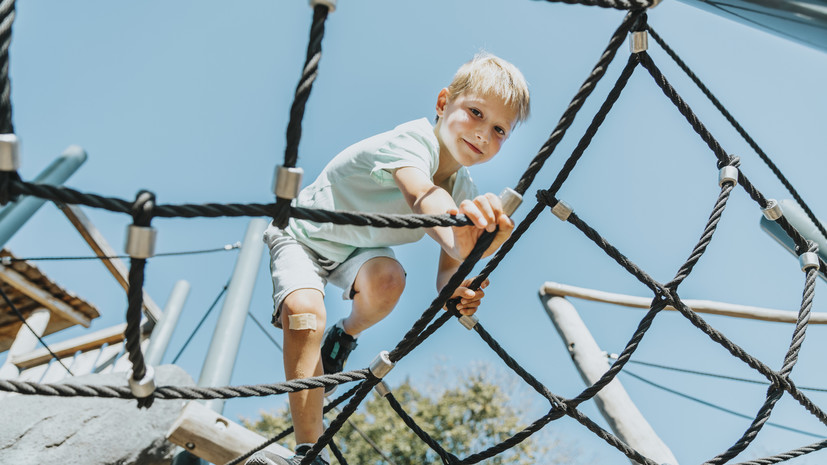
[0,3,824,465]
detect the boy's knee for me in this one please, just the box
[362,259,406,299]
[281,290,326,331]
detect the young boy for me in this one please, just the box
[253,52,530,465]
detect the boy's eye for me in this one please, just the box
[470,108,482,117]
[495,126,506,136]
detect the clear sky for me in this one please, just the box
[3,1,827,464]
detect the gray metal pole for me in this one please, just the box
[0,145,87,247]
[145,280,191,367]
[198,218,268,413]
[540,293,678,465]
[761,199,827,283]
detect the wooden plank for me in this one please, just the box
[58,203,163,323]
[166,401,293,464]
[10,323,126,369]
[0,264,91,327]
[541,294,679,465]
[541,281,827,324]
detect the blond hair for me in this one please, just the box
[446,52,530,124]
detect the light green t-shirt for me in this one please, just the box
[277,118,478,263]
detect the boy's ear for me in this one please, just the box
[435,88,450,117]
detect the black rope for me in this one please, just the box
[224,383,363,465]
[0,369,371,400]
[0,0,14,134]
[648,26,827,244]
[513,9,642,196]
[541,0,656,10]
[124,190,155,408]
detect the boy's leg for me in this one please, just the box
[281,288,327,444]
[343,256,405,335]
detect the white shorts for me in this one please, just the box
[263,226,399,329]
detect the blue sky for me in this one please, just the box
[4,1,827,463]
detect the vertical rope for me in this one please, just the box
[0,0,14,134]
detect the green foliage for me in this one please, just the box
[243,365,587,465]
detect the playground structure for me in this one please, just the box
[1,1,826,464]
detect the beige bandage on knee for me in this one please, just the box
[288,313,318,330]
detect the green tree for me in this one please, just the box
[244,365,588,465]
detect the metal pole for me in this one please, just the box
[0,145,87,247]
[198,218,268,414]
[145,280,191,367]
[761,199,827,282]
[540,293,678,465]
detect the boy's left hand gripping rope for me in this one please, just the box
[125,190,158,408]
[0,133,21,205]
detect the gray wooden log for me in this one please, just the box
[541,293,678,465]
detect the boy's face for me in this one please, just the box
[435,89,517,168]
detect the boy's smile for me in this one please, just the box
[434,89,517,173]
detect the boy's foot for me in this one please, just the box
[320,320,358,397]
[245,446,329,465]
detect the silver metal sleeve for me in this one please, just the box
[499,187,523,217]
[273,165,304,199]
[800,252,820,271]
[126,225,158,259]
[459,314,479,330]
[369,350,394,379]
[551,200,573,222]
[718,165,739,187]
[630,31,648,53]
[128,365,156,398]
[309,0,336,12]
[762,199,783,221]
[0,134,20,171]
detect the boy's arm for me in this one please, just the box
[393,166,514,261]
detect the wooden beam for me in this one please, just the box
[541,281,827,324]
[541,294,679,465]
[10,323,126,369]
[58,203,162,323]
[167,401,293,465]
[0,264,91,327]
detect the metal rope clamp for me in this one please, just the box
[128,365,156,399]
[718,165,738,188]
[374,380,392,397]
[0,134,20,171]
[272,165,304,200]
[309,0,336,12]
[799,252,820,272]
[630,31,648,54]
[369,350,395,379]
[762,199,783,221]
[499,187,523,217]
[551,199,573,222]
[126,225,158,259]
[459,314,479,330]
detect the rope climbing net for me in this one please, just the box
[0,1,825,464]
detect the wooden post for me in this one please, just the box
[540,293,678,465]
[58,203,163,323]
[541,281,827,324]
[166,401,293,465]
